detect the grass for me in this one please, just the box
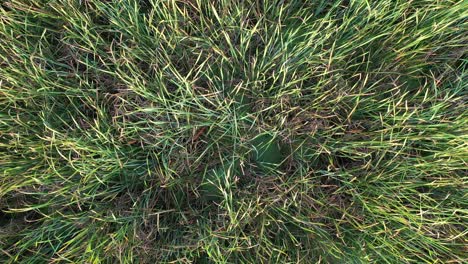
[0,0,467,263]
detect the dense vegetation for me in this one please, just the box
[1,0,467,263]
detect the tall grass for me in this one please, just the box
[0,0,467,263]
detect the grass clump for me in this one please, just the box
[0,0,467,263]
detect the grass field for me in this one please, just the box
[0,0,467,263]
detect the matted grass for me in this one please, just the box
[0,0,467,263]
